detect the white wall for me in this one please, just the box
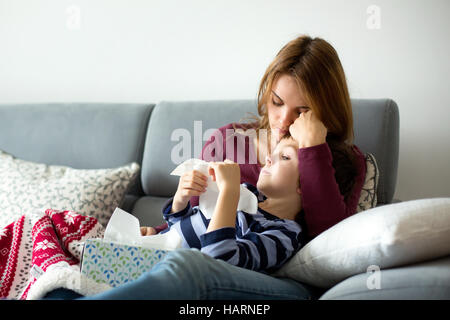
[1,0,449,201]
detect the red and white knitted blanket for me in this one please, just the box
[0,209,110,299]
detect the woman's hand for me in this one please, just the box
[289,110,327,148]
[172,170,208,212]
[208,159,241,194]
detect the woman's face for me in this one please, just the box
[267,74,310,142]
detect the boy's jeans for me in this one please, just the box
[79,248,314,300]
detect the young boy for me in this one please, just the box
[142,136,304,273]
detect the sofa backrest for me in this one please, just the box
[352,99,399,204]
[0,103,154,195]
[141,98,399,204]
[141,100,257,197]
[0,98,399,206]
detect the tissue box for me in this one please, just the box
[80,238,171,287]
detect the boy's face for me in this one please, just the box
[256,137,300,198]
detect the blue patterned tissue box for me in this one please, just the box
[80,238,170,287]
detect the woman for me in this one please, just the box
[145,34,366,243]
[46,34,366,300]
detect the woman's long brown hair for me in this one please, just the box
[253,34,358,201]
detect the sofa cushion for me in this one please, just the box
[319,255,450,300]
[0,103,154,196]
[273,198,450,288]
[357,153,379,212]
[131,196,170,227]
[352,98,399,204]
[0,149,140,228]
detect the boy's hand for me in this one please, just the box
[208,159,241,194]
[140,226,157,236]
[205,159,241,233]
[172,170,208,212]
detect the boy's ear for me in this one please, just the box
[296,188,302,195]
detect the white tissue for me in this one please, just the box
[170,158,258,219]
[104,208,181,250]
[104,208,142,246]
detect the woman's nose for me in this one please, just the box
[279,108,295,127]
[265,155,272,166]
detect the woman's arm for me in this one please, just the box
[289,110,366,240]
[298,143,366,240]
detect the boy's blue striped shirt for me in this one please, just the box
[161,183,303,273]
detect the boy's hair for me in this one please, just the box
[280,132,293,141]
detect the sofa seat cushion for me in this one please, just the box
[131,196,170,227]
[273,198,450,288]
[319,255,450,300]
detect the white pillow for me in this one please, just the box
[0,149,140,228]
[273,198,450,288]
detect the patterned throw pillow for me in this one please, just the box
[357,153,379,212]
[0,149,140,228]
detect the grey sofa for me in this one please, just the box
[1,99,449,299]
